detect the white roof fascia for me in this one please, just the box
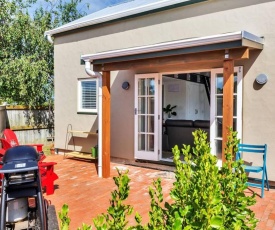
[45,0,198,36]
[82,31,264,62]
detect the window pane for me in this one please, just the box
[138,97,146,114]
[148,79,155,95]
[215,95,237,116]
[138,116,145,132]
[138,134,154,151]
[81,81,97,109]
[138,79,146,96]
[147,134,154,151]
[147,97,154,114]
[215,140,222,160]
[138,78,155,96]
[216,118,222,138]
[216,95,223,116]
[138,134,145,151]
[234,75,237,93]
[147,115,154,133]
[233,95,237,116]
[216,74,223,94]
[216,73,237,94]
[233,118,237,131]
[216,118,236,138]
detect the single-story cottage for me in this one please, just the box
[45,0,275,180]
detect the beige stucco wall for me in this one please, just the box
[54,0,275,180]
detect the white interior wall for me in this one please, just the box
[200,84,210,120]
[163,79,187,120]
[163,77,210,120]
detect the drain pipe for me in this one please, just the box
[85,61,103,178]
[45,34,54,44]
[85,61,102,78]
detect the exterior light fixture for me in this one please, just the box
[122,81,130,90]
[256,74,268,85]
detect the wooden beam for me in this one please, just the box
[94,48,249,72]
[134,61,223,73]
[102,71,111,178]
[222,59,234,163]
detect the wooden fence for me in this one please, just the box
[0,105,54,145]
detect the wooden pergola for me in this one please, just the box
[82,31,264,178]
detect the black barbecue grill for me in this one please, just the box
[0,146,47,229]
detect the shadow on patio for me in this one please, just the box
[44,155,275,230]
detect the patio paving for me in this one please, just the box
[44,155,275,230]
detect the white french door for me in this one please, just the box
[210,67,243,166]
[134,73,161,161]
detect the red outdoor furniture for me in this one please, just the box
[39,161,58,195]
[3,129,44,152]
[0,138,10,156]
[0,129,58,195]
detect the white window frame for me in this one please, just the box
[77,78,98,113]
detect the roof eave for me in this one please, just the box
[81,31,264,63]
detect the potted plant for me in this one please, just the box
[163,104,177,118]
[91,145,98,158]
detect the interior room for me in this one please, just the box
[161,72,210,161]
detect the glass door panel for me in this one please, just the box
[210,67,243,165]
[135,74,160,161]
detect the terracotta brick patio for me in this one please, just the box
[44,155,275,230]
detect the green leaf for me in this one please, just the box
[210,216,223,228]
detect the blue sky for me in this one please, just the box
[83,0,130,14]
[30,0,129,16]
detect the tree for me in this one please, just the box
[0,0,87,108]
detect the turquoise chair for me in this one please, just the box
[236,144,269,198]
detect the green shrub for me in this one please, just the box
[59,204,71,230]
[147,129,257,229]
[77,223,92,230]
[219,129,257,229]
[93,168,143,230]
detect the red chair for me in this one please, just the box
[0,138,12,189]
[39,161,58,195]
[0,133,58,195]
[0,138,11,155]
[3,129,43,152]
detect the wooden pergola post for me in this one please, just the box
[102,71,111,178]
[222,59,234,163]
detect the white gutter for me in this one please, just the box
[81,31,263,62]
[45,0,198,36]
[84,61,103,178]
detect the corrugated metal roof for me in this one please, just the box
[57,0,147,28]
[45,0,207,36]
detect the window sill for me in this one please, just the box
[77,112,98,115]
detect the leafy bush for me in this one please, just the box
[59,204,71,230]
[219,130,257,229]
[147,129,257,229]
[93,169,143,230]
[59,129,257,230]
